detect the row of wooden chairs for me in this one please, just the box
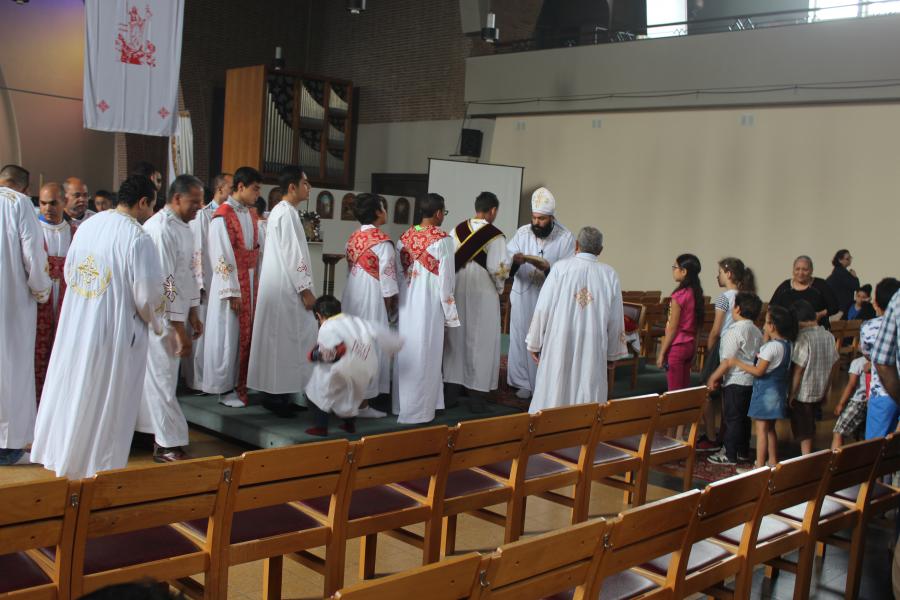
[0,389,707,600]
[334,434,900,600]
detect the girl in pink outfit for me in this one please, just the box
[657,254,705,391]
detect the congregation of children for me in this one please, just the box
[653,249,898,471]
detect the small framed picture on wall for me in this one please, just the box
[394,197,410,225]
[341,193,356,221]
[316,191,334,219]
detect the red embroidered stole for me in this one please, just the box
[34,242,69,402]
[213,203,260,403]
[453,220,503,272]
[399,226,447,277]
[346,227,391,280]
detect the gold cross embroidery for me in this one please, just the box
[214,256,235,280]
[495,261,510,281]
[575,287,594,309]
[163,274,178,302]
[77,255,100,285]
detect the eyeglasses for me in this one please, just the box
[671,265,679,270]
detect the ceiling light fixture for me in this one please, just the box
[481,11,499,43]
[346,0,366,15]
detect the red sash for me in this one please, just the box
[34,256,67,402]
[453,220,503,272]
[213,203,260,404]
[399,226,447,277]
[346,227,391,280]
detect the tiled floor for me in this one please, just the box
[2,366,896,599]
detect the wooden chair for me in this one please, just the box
[695,303,718,372]
[640,467,772,598]
[622,291,643,303]
[177,439,352,599]
[778,438,883,600]
[617,302,647,389]
[298,426,451,595]
[64,457,230,600]
[585,489,702,600]
[472,519,611,600]
[331,552,482,600]
[641,291,662,304]
[543,394,658,514]
[838,319,862,366]
[393,413,531,557]
[610,387,707,492]
[711,450,834,600]
[641,302,668,359]
[0,478,78,600]
[473,404,599,542]
[854,432,900,523]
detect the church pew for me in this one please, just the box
[331,552,483,600]
[0,477,78,600]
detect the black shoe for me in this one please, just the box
[153,444,189,463]
[262,400,296,418]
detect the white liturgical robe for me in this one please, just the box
[182,200,217,389]
[32,210,165,479]
[342,224,399,399]
[39,219,73,316]
[138,208,200,448]
[247,201,317,394]
[443,218,509,392]
[306,314,403,418]
[392,226,459,424]
[526,253,628,413]
[202,198,261,395]
[0,188,51,449]
[506,222,575,393]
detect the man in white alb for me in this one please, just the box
[32,174,165,479]
[202,167,264,407]
[526,226,627,413]
[342,192,398,418]
[138,175,203,462]
[183,172,231,392]
[393,193,460,424]
[34,183,75,400]
[247,166,318,417]
[507,187,576,400]
[62,176,96,229]
[443,191,509,412]
[0,165,51,466]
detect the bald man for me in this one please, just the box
[35,183,75,399]
[63,177,95,228]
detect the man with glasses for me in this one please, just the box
[62,176,95,228]
[393,193,460,423]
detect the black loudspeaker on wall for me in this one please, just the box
[460,128,483,158]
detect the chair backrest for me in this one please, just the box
[654,387,707,432]
[475,519,610,600]
[762,450,833,519]
[528,404,600,458]
[0,477,77,598]
[591,490,701,596]
[841,319,863,353]
[825,438,883,499]
[875,433,900,479]
[596,394,658,444]
[450,413,531,473]
[350,426,450,493]
[333,552,482,600]
[691,467,771,542]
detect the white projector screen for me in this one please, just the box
[427,158,523,238]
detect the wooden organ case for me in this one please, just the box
[221,65,356,187]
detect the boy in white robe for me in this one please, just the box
[183,172,231,391]
[507,187,576,400]
[32,175,165,479]
[0,165,51,466]
[443,191,509,412]
[247,166,318,417]
[342,192,398,417]
[138,175,204,462]
[393,193,460,424]
[305,295,403,436]
[526,226,627,413]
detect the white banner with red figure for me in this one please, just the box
[83,0,184,137]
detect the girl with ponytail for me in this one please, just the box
[657,254,704,393]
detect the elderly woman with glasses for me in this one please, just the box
[769,255,839,329]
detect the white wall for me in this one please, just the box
[488,103,900,299]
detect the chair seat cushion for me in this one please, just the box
[481,454,572,480]
[716,515,794,545]
[548,443,633,466]
[303,485,420,520]
[41,525,199,575]
[830,481,892,503]
[399,469,504,499]
[609,433,683,454]
[183,504,321,544]
[641,539,731,576]
[778,498,851,522]
[0,552,52,593]
[598,569,658,600]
